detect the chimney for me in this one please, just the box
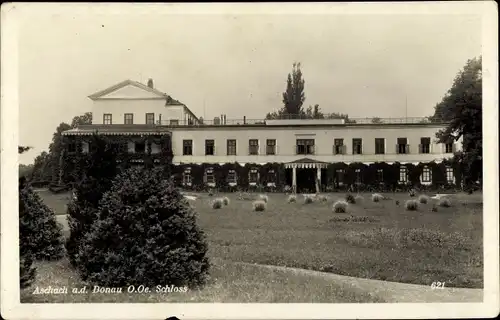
[147,78,154,89]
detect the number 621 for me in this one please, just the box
[431,281,445,289]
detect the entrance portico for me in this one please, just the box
[284,158,329,193]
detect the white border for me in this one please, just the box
[1,2,498,319]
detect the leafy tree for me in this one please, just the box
[70,112,92,128]
[266,63,306,119]
[431,56,482,186]
[326,112,357,124]
[77,166,210,288]
[65,133,118,267]
[19,164,34,178]
[31,151,52,182]
[371,117,383,124]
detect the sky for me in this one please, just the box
[16,4,483,164]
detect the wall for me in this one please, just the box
[170,124,461,164]
[92,100,185,125]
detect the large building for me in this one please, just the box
[62,79,461,192]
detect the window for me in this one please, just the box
[227,170,237,184]
[103,114,112,125]
[249,167,259,184]
[124,113,134,124]
[375,138,385,154]
[170,119,179,125]
[420,137,431,154]
[446,166,454,184]
[334,139,345,155]
[354,168,362,184]
[204,167,215,184]
[445,143,454,153]
[182,168,192,186]
[335,169,344,185]
[267,169,277,184]
[227,139,236,156]
[68,142,77,153]
[205,140,215,155]
[421,166,432,182]
[352,138,362,155]
[266,139,276,155]
[296,139,315,155]
[146,113,155,125]
[134,142,145,153]
[110,142,127,153]
[399,166,407,183]
[377,169,384,182]
[249,139,259,155]
[397,138,408,154]
[183,140,193,155]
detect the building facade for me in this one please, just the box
[62,80,461,192]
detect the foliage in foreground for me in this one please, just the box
[65,134,118,267]
[19,178,65,261]
[77,167,210,288]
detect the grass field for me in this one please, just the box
[26,190,483,303]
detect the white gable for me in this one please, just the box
[99,84,165,99]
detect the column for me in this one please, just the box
[316,166,321,193]
[292,166,297,193]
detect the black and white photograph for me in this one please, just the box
[1,2,498,319]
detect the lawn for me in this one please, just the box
[29,190,483,302]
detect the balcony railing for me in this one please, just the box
[156,116,436,126]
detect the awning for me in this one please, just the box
[284,158,329,169]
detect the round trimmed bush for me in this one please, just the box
[212,198,223,209]
[371,193,384,202]
[19,184,65,261]
[317,194,329,202]
[333,200,348,213]
[304,195,314,204]
[418,195,430,204]
[405,199,419,211]
[253,200,267,211]
[222,196,230,206]
[77,166,210,288]
[345,194,356,204]
[287,194,297,203]
[438,198,452,207]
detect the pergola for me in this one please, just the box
[284,158,330,193]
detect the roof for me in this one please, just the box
[288,158,330,164]
[88,79,185,105]
[62,124,171,136]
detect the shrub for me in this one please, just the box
[395,200,400,206]
[287,194,297,203]
[355,195,364,203]
[405,199,419,211]
[66,134,118,267]
[409,189,416,197]
[431,205,438,212]
[19,178,36,289]
[345,194,356,204]
[317,194,329,202]
[19,183,65,261]
[438,197,452,207]
[371,193,384,202]
[253,200,267,211]
[77,166,210,288]
[258,194,269,203]
[418,195,430,204]
[304,195,314,204]
[212,198,223,209]
[333,200,348,213]
[222,196,230,206]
